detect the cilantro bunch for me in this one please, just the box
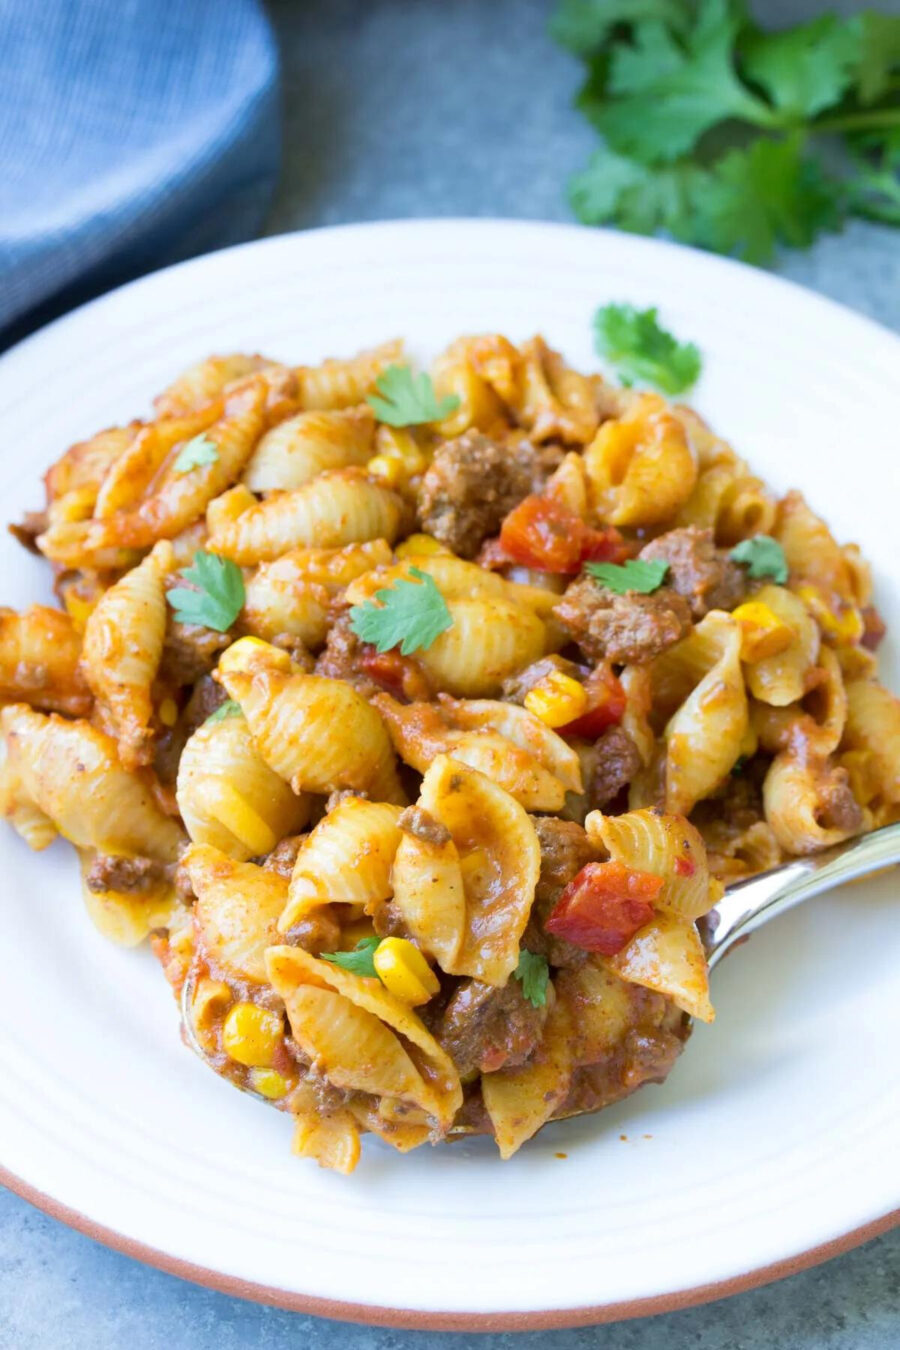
[553,0,900,262]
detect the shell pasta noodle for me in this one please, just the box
[1,329,898,1175]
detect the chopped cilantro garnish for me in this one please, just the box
[729,535,789,584]
[514,950,550,1008]
[204,699,243,725]
[172,434,219,475]
[167,551,245,632]
[349,566,453,655]
[366,364,461,427]
[584,557,669,595]
[321,937,380,978]
[593,303,701,394]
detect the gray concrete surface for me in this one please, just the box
[3,1,899,1346]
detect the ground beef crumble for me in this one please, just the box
[554,575,692,665]
[638,526,747,618]
[416,431,536,558]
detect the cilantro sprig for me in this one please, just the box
[367,364,461,427]
[204,699,243,725]
[321,937,380,978]
[167,551,245,632]
[585,557,670,595]
[173,434,219,475]
[514,950,550,1009]
[556,1,900,262]
[594,304,701,393]
[729,535,789,584]
[349,566,453,655]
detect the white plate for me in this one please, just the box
[1,220,898,1330]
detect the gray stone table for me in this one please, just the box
[2,1,898,1346]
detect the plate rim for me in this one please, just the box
[2,216,899,1328]
[3,1165,897,1329]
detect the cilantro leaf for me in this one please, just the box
[691,135,842,264]
[557,0,899,263]
[588,2,774,164]
[550,0,689,58]
[204,699,243,725]
[855,13,900,106]
[585,558,670,594]
[741,15,860,121]
[729,535,789,584]
[167,551,245,632]
[321,937,380,978]
[593,303,701,394]
[514,950,550,1008]
[349,566,453,656]
[367,365,460,427]
[172,433,219,475]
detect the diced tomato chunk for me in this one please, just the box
[545,860,661,955]
[558,664,626,738]
[358,645,431,701]
[498,494,628,574]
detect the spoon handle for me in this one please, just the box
[707,821,900,970]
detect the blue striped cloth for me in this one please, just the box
[0,0,281,344]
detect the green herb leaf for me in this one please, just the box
[731,754,748,776]
[172,434,219,475]
[854,12,900,106]
[550,0,689,58]
[587,2,774,164]
[167,551,245,632]
[729,534,789,584]
[204,699,243,725]
[366,365,460,427]
[321,937,380,978]
[349,566,453,656]
[741,15,860,120]
[585,557,669,594]
[593,303,701,394]
[514,950,550,1009]
[690,135,841,264]
[556,0,898,263]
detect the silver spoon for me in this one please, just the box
[180,822,900,1120]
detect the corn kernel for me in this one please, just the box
[222,1002,283,1067]
[732,601,794,662]
[796,585,864,646]
[524,671,588,728]
[217,635,292,675]
[159,696,178,728]
[366,453,405,488]
[395,533,452,559]
[62,588,99,634]
[209,782,278,856]
[376,426,428,473]
[249,1067,289,1099]
[373,937,440,1006]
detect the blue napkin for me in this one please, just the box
[0,0,281,345]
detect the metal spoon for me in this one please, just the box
[180,821,900,1119]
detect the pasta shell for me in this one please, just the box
[186,842,288,982]
[266,945,462,1127]
[215,638,404,802]
[243,406,375,492]
[177,710,311,860]
[279,799,403,930]
[607,912,714,1023]
[1,705,184,862]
